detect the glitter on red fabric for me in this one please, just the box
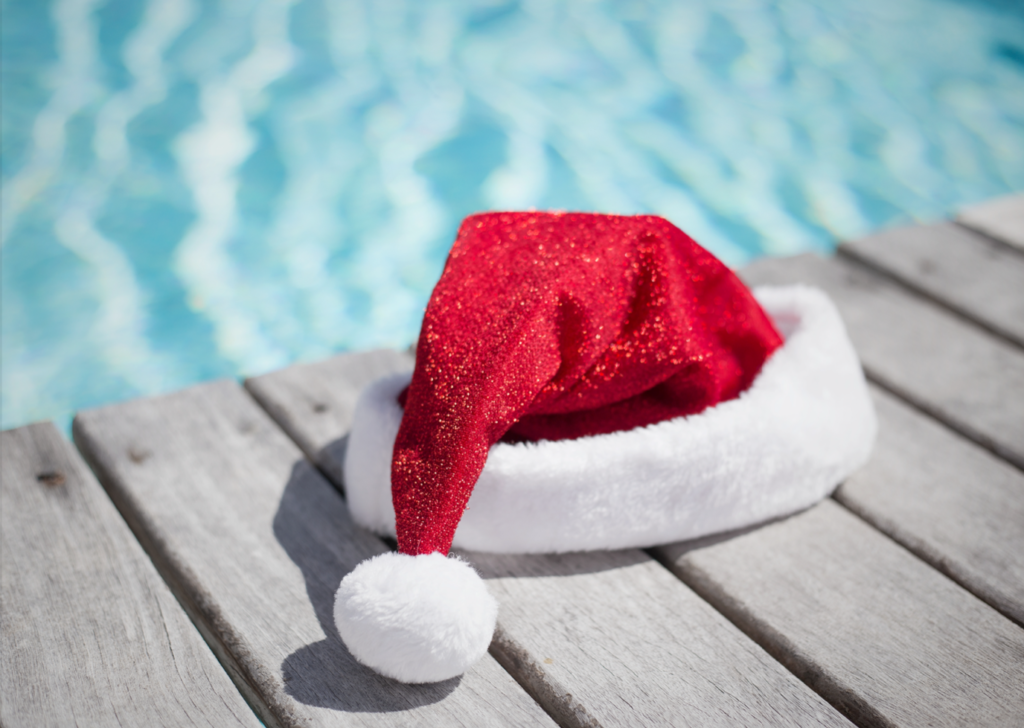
[392,212,783,556]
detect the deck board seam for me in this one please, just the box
[488,624,605,728]
[953,220,1024,260]
[646,486,1024,727]
[835,245,1024,352]
[644,544,891,728]
[828,488,1024,629]
[860,365,1024,474]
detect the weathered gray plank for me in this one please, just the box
[245,349,412,490]
[1,423,259,728]
[957,193,1024,251]
[473,550,851,728]
[839,222,1024,348]
[73,381,555,728]
[838,386,1024,626]
[740,253,1024,471]
[656,500,1024,728]
[247,351,853,728]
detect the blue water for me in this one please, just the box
[3,0,1023,433]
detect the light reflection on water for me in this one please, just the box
[2,0,1023,432]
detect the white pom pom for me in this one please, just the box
[334,552,498,683]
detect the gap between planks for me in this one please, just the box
[833,385,1024,628]
[837,223,1024,351]
[649,498,1024,728]
[956,193,1024,253]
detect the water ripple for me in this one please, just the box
[1,0,105,246]
[172,0,298,373]
[2,0,1023,432]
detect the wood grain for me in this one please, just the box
[839,222,1024,348]
[740,253,1024,471]
[473,550,852,728]
[247,351,853,728]
[73,381,555,728]
[837,386,1024,627]
[656,500,1024,728]
[1,423,259,728]
[245,349,412,490]
[957,193,1024,251]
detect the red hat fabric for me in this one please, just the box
[334,212,875,684]
[393,211,783,556]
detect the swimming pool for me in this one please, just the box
[3,0,1023,433]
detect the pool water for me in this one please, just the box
[3,0,1023,433]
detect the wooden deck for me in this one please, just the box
[3,196,1023,727]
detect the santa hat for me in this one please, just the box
[334,212,875,684]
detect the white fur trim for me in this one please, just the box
[334,552,497,683]
[344,285,876,553]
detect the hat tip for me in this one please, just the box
[334,551,497,683]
